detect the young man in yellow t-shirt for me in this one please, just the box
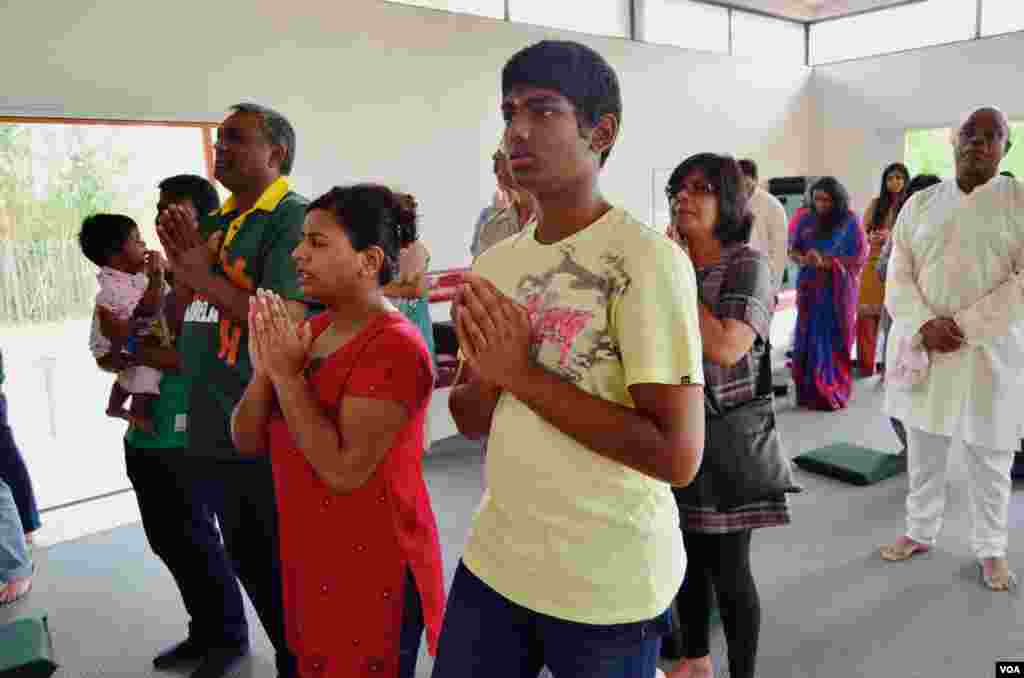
[432,40,706,678]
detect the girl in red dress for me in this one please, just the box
[231,184,445,678]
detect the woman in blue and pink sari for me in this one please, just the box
[789,177,867,410]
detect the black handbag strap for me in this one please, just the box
[704,339,773,418]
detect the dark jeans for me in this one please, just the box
[431,560,669,678]
[124,443,248,648]
[669,530,760,678]
[399,568,425,678]
[207,457,296,677]
[0,394,41,534]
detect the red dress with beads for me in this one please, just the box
[268,311,445,677]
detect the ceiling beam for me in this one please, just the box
[692,0,926,23]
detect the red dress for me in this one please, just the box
[268,311,446,677]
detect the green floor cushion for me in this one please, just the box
[793,443,907,486]
[0,615,57,677]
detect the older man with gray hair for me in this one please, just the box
[158,103,307,677]
[879,107,1023,592]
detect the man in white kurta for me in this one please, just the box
[740,159,788,291]
[880,107,1023,592]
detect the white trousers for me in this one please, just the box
[905,426,1015,559]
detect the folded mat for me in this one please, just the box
[793,443,907,486]
[0,615,57,677]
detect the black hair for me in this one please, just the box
[78,213,139,267]
[906,173,942,195]
[502,40,622,167]
[808,176,852,237]
[306,184,417,285]
[869,162,909,229]
[666,153,753,246]
[230,102,297,175]
[737,159,758,181]
[894,173,942,222]
[158,174,221,217]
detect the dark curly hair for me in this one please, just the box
[808,176,852,237]
[666,153,753,246]
[78,213,138,267]
[306,184,417,285]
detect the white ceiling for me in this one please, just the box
[704,0,925,22]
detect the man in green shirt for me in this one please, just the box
[158,104,307,678]
[120,174,254,678]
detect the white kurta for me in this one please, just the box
[884,176,1024,451]
[747,187,789,291]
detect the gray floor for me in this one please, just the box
[4,376,1024,677]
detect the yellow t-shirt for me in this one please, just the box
[462,207,704,625]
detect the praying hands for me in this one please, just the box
[453,273,534,391]
[249,289,313,383]
[156,204,214,290]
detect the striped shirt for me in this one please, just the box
[697,244,774,409]
[679,243,790,533]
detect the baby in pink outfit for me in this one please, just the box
[78,214,168,432]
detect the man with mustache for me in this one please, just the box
[158,103,306,677]
[880,107,1024,593]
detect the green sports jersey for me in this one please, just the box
[123,369,189,448]
[178,177,308,458]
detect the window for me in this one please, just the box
[641,0,730,54]
[385,0,505,20]
[731,11,806,64]
[810,0,975,64]
[904,121,1024,178]
[0,119,212,511]
[981,0,1024,37]
[510,0,630,38]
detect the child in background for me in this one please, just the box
[79,214,169,433]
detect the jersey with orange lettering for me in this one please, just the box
[179,177,307,458]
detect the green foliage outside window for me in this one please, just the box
[905,122,1024,180]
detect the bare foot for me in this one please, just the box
[980,557,1016,592]
[667,655,713,678]
[879,535,930,561]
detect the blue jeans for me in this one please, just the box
[0,478,32,581]
[0,394,41,534]
[431,561,670,678]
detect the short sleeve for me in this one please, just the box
[612,237,704,388]
[257,198,306,301]
[346,326,433,412]
[717,250,774,341]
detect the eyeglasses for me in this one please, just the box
[666,181,716,209]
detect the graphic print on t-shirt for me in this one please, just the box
[513,245,630,383]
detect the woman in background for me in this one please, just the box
[857,163,909,376]
[789,177,867,411]
[383,192,436,366]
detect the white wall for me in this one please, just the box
[812,31,1024,212]
[1,0,812,275]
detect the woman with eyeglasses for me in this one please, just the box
[663,153,791,678]
[789,176,867,410]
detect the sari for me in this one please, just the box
[790,210,868,410]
